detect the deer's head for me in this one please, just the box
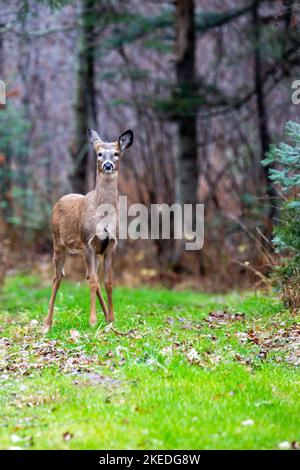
[87,128,134,175]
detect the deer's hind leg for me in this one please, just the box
[44,243,66,334]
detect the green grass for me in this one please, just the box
[0,274,300,449]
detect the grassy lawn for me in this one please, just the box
[0,274,300,450]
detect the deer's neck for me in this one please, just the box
[95,171,119,207]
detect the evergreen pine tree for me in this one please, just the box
[262,121,300,312]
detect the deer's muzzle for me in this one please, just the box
[102,161,115,173]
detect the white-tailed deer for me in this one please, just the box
[44,128,134,333]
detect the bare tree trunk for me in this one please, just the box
[0,22,12,222]
[16,8,32,225]
[0,25,4,76]
[72,0,98,194]
[252,2,276,234]
[172,0,198,270]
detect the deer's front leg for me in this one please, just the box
[85,246,105,326]
[104,249,115,323]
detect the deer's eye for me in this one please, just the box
[98,152,103,158]
[114,152,119,157]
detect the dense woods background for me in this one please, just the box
[0,0,299,289]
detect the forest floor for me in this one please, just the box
[0,274,300,450]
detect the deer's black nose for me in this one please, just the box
[103,161,114,172]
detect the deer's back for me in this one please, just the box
[51,193,84,251]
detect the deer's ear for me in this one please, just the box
[118,130,134,152]
[87,128,101,144]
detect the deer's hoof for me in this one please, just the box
[89,319,97,327]
[43,324,52,335]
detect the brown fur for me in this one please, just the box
[44,129,133,333]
